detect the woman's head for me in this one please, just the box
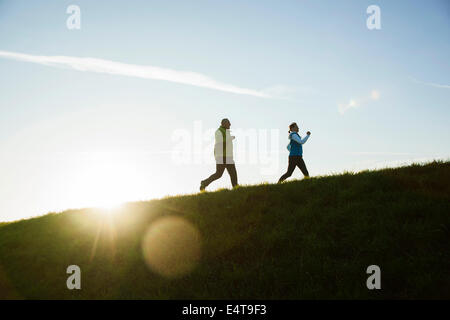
[289,122,299,133]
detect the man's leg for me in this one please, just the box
[278,157,296,183]
[296,156,310,177]
[225,164,238,187]
[201,164,226,189]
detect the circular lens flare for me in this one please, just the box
[141,216,201,278]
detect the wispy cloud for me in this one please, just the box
[0,50,271,98]
[338,89,380,114]
[410,77,450,89]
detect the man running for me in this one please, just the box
[200,118,238,191]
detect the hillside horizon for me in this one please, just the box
[2,159,448,224]
[0,160,449,299]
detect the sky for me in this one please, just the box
[0,0,449,221]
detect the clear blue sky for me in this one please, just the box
[0,0,449,221]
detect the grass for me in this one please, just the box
[0,160,449,299]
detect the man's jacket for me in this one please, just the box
[214,126,234,164]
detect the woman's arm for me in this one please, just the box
[290,131,310,144]
[299,134,310,144]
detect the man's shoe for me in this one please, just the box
[200,181,206,191]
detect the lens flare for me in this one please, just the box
[141,216,201,278]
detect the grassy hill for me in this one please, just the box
[0,161,449,299]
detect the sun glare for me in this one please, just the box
[97,202,123,213]
[60,151,153,214]
[101,202,122,210]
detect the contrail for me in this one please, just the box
[410,77,450,89]
[0,50,271,98]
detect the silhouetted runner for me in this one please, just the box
[200,118,238,191]
[278,122,311,183]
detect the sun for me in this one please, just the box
[100,202,122,210]
[97,201,123,213]
[61,151,153,214]
[89,185,133,214]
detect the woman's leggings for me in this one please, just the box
[278,156,309,182]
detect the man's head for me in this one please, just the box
[289,122,299,132]
[221,118,231,129]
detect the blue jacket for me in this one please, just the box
[287,132,310,156]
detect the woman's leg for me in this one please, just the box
[296,157,309,177]
[278,157,296,183]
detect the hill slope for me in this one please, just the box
[0,161,449,299]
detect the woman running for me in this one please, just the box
[278,122,311,182]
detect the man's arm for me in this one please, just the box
[215,129,223,144]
